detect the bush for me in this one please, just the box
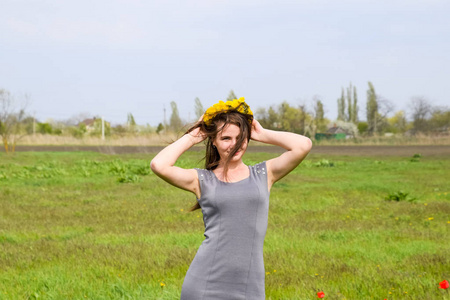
[37,123,53,134]
[410,153,422,162]
[117,174,141,183]
[314,159,335,167]
[385,191,416,202]
[71,124,87,138]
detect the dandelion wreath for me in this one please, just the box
[203,97,253,126]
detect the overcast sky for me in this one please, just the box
[1,0,449,125]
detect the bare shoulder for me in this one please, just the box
[151,164,200,196]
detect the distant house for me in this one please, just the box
[78,117,111,134]
[78,118,97,132]
[327,126,348,135]
[315,125,353,140]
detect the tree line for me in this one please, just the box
[170,85,448,139]
[1,84,449,153]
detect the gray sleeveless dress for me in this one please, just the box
[180,162,270,300]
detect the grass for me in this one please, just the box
[313,134,450,146]
[16,132,450,146]
[18,133,179,146]
[0,150,449,299]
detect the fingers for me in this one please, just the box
[188,128,206,144]
[252,119,263,130]
[191,127,204,137]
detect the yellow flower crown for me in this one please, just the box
[203,97,253,126]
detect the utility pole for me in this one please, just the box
[163,104,167,133]
[33,111,36,135]
[101,116,105,140]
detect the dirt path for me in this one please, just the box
[4,145,450,156]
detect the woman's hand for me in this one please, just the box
[151,115,207,198]
[186,114,207,144]
[250,119,266,142]
[187,126,207,144]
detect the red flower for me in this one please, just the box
[440,280,449,289]
[317,291,325,298]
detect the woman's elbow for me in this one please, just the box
[304,137,313,152]
[298,136,312,154]
[292,137,312,160]
[150,159,161,174]
[287,137,312,161]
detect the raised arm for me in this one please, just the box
[150,127,206,198]
[250,119,312,189]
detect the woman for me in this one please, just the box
[150,98,312,299]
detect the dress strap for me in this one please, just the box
[253,161,267,176]
[250,161,269,193]
[195,168,215,204]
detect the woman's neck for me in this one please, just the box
[214,160,248,182]
[217,159,245,171]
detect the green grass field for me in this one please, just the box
[0,150,449,300]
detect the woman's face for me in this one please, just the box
[213,123,248,163]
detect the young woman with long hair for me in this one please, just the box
[150,98,312,299]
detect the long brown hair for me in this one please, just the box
[186,109,253,211]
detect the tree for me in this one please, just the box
[429,107,450,134]
[387,111,408,134]
[357,121,368,134]
[376,96,395,133]
[267,107,279,129]
[279,102,299,133]
[21,116,35,135]
[314,100,324,121]
[345,83,358,123]
[194,97,204,119]
[255,107,270,128]
[338,83,358,123]
[410,97,432,134]
[365,83,395,135]
[299,104,308,135]
[156,122,164,134]
[111,124,127,137]
[277,101,312,135]
[347,84,353,122]
[127,113,136,127]
[366,82,378,135]
[127,113,137,133]
[169,101,183,131]
[37,123,53,134]
[227,90,238,101]
[337,88,346,121]
[352,86,358,123]
[313,98,327,132]
[0,89,29,153]
[90,118,111,137]
[71,123,87,138]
